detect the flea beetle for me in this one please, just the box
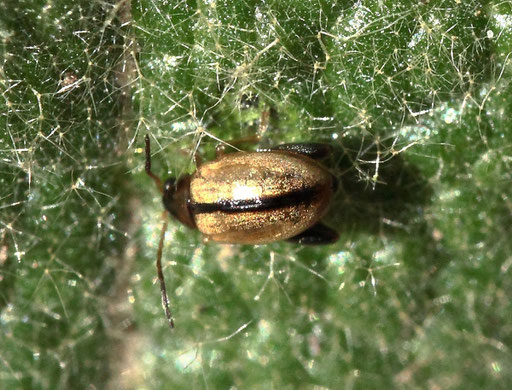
[145,135,338,329]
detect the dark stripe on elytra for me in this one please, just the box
[191,185,321,215]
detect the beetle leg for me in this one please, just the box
[258,109,270,136]
[215,135,261,158]
[286,222,339,245]
[214,109,269,157]
[262,143,334,160]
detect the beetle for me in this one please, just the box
[145,135,339,329]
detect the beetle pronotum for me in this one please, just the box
[145,134,338,329]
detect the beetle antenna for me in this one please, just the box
[156,217,174,329]
[145,134,164,194]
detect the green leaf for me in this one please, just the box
[1,0,511,389]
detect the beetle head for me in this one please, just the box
[162,175,196,229]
